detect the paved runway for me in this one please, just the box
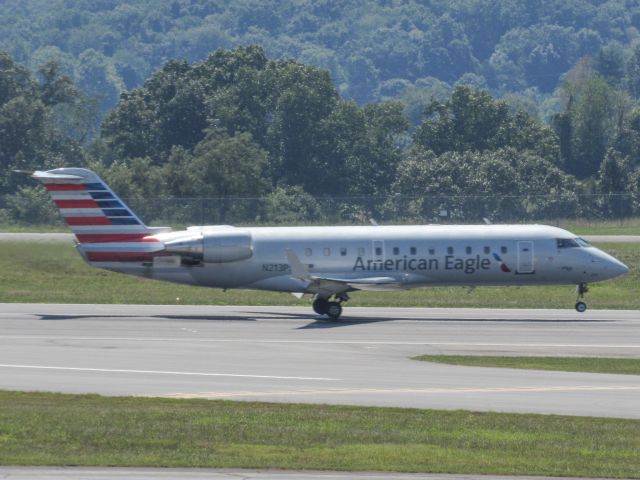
[1,304,639,418]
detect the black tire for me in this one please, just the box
[312,298,329,315]
[326,301,342,320]
[575,301,587,313]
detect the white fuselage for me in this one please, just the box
[102,224,629,294]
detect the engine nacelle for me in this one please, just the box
[164,230,253,263]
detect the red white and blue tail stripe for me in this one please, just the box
[33,168,168,263]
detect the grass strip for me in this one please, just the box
[0,390,639,477]
[3,219,640,234]
[0,241,637,308]
[412,355,640,375]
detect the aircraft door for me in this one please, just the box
[517,241,534,274]
[372,240,385,264]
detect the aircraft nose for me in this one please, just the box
[609,258,630,276]
[593,250,630,279]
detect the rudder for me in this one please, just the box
[33,168,168,263]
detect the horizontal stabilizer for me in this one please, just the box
[32,171,85,182]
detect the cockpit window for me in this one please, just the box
[557,238,580,248]
[575,237,591,247]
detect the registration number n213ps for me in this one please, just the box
[262,263,291,272]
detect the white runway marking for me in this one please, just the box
[0,364,339,381]
[1,335,640,349]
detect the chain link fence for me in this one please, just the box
[80,192,640,226]
[1,192,639,227]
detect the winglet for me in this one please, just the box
[286,249,311,281]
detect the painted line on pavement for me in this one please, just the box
[164,384,640,399]
[0,364,339,381]
[1,335,640,349]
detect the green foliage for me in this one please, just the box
[3,0,640,119]
[100,46,409,199]
[414,86,559,162]
[392,148,578,222]
[0,51,86,203]
[261,185,323,224]
[4,26,640,228]
[163,128,268,223]
[2,186,58,225]
[597,149,633,218]
[554,63,634,178]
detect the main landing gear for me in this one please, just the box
[312,294,349,320]
[575,283,589,312]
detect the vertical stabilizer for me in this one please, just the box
[33,168,166,263]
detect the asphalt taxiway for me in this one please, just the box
[1,304,639,418]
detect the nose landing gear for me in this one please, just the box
[575,283,589,312]
[312,293,349,320]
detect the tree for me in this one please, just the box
[164,129,268,223]
[593,43,626,87]
[597,148,632,218]
[626,43,640,98]
[263,59,339,189]
[413,86,558,162]
[262,185,323,224]
[0,52,83,195]
[560,74,627,178]
[92,157,167,223]
[392,147,577,221]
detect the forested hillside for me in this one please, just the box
[2,2,640,226]
[3,0,640,119]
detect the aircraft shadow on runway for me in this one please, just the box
[240,311,613,329]
[298,318,612,329]
[35,312,613,329]
[36,314,257,322]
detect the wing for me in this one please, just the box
[285,249,408,296]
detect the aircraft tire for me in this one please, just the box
[326,302,342,320]
[312,298,329,315]
[575,301,587,313]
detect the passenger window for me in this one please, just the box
[305,248,312,256]
[501,246,507,254]
[393,247,400,255]
[465,246,472,255]
[340,247,347,256]
[358,247,365,256]
[483,246,490,254]
[447,246,454,255]
[323,248,330,256]
[375,247,382,256]
[428,248,435,255]
[410,246,417,255]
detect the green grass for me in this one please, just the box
[3,217,640,234]
[0,223,67,233]
[556,218,640,235]
[0,391,638,477]
[0,241,637,308]
[413,356,640,375]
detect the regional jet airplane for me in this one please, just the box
[32,168,629,319]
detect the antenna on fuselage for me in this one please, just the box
[369,218,379,226]
[482,217,492,225]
